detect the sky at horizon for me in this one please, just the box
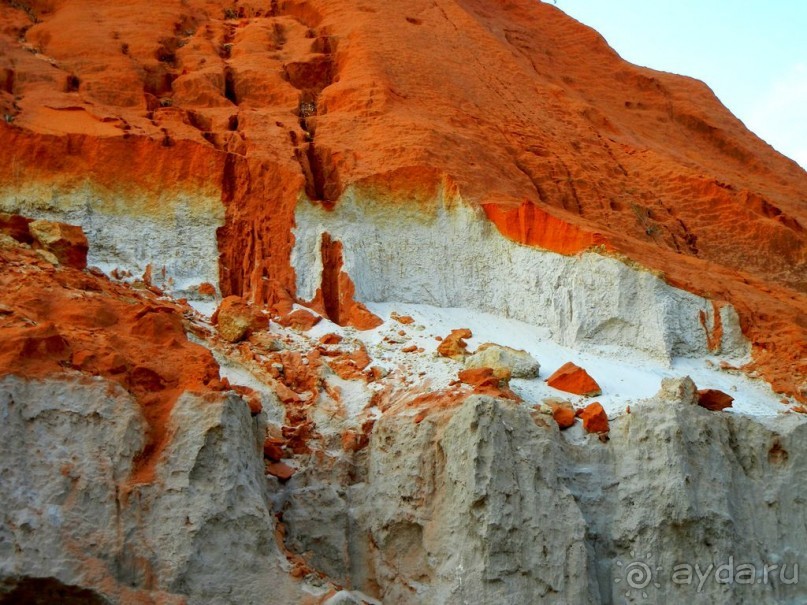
[553,0,807,170]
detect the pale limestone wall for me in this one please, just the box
[0,376,311,605]
[293,189,748,362]
[281,390,807,604]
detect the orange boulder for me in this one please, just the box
[579,402,609,434]
[546,362,602,397]
[547,400,576,430]
[28,219,89,270]
[213,296,267,343]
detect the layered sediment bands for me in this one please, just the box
[293,190,747,362]
[0,127,226,290]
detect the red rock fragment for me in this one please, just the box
[231,385,263,416]
[141,264,153,286]
[282,421,317,455]
[401,345,418,353]
[263,438,286,461]
[214,296,266,342]
[391,312,415,325]
[197,282,217,297]
[246,396,262,415]
[276,308,321,331]
[266,462,295,481]
[549,401,576,430]
[580,402,609,433]
[28,219,89,269]
[365,366,384,382]
[697,389,734,411]
[328,343,372,381]
[458,367,519,400]
[437,328,473,359]
[319,332,343,345]
[546,362,602,397]
[342,420,375,453]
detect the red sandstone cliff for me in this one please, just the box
[1,0,805,397]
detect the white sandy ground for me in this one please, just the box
[187,298,798,420]
[319,302,795,418]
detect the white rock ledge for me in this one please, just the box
[293,187,748,363]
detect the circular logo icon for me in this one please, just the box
[614,551,662,599]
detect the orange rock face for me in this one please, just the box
[697,389,735,411]
[579,402,609,434]
[546,362,602,397]
[0,0,804,397]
